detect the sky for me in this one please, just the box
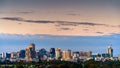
[0,0,120,56]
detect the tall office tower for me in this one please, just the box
[55,48,62,59]
[87,51,92,57]
[11,52,18,59]
[72,52,79,60]
[107,46,113,57]
[38,48,47,57]
[62,50,72,60]
[25,48,30,61]
[36,50,40,58]
[29,43,36,58]
[19,50,25,58]
[38,48,47,60]
[62,51,66,60]
[50,48,55,58]
[2,52,6,58]
[29,43,35,51]
[73,52,79,58]
[25,43,36,61]
[79,51,92,57]
[1,52,11,59]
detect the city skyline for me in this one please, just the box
[0,43,114,63]
[0,34,119,57]
[0,0,120,57]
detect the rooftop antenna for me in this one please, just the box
[108,42,112,48]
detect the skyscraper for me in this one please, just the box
[79,51,92,57]
[39,48,47,56]
[25,48,30,61]
[73,52,79,58]
[107,46,113,57]
[1,52,11,59]
[19,50,25,58]
[11,52,18,59]
[29,43,35,51]
[50,48,55,58]
[25,43,36,61]
[62,50,72,60]
[29,43,36,58]
[87,51,92,57]
[55,48,62,59]
[72,52,79,61]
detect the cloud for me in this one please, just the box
[96,32,104,34]
[59,28,73,30]
[1,17,55,24]
[83,29,89,31]
[17,11,33,14]
[58,22,107,26]
[1,17,23,21]
[118,25,120,27]
[25,20,55,23]
[67,13,81,16]
[1,17,108,27]
[0,11,33,14]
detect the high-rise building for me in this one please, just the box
[38,48,47,60]
[101,53,110,58]
[79,51,92,57]
[55,48,62,59]
[72,52,79,60]
[1,52,11,59]
[50,48,55,58]
[11,52,18,59]
[87,51,92,57]
[36,50,40,58]
[73,52,79,58]
[2,52,6,58]
[19,50,25,58]
[0,54,2,58]
[29,43,36,58]
[29,43,35,51]
[25,43,36,61]
[39,48,47,58]
[107,46,113,57]
[25,48,30,61]
[62,50,72,60]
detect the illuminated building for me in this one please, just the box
[55,48,62,59]
[25,43,36,61]
[62,50,72,60]
[107,46,113,57]
[1,52,11,59]
[11,52,18,59]
[79,51,92,57]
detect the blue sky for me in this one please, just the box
[0,34,120,57]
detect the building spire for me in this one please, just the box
[108,42,112,48]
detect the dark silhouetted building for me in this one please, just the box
[19,50,25,58]
[50,48,55,58]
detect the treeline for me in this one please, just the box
[84,59,120,68]
[36,60,83,68]
[0,60,83,68]
[0,59,120,68]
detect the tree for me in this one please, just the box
[14,65,24,68]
